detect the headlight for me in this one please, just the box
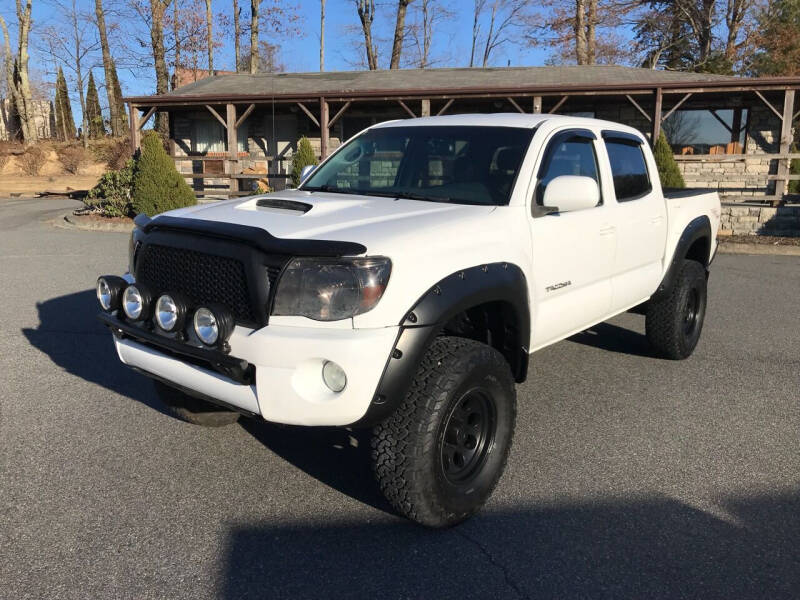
[271,257,391,321]
[154,293,188,332]
[96,275,127,312]
[192,305,235,347]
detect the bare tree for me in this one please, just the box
[480,0,525,67]
[407,0,453,68]
[0,0,38,143]
[149,0,171,133]
[470,0,486,67]
[93,0,125,136]
[249,0,259,72]
[675,0,717,64]
[355,0,378,70]
[232,0,240,71]
[389,0,412,69]
[205,0,214,71]
[724,0,756,63]
[319,0,325,71]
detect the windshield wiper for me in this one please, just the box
[395,191,452,203]
[302,184,354,195]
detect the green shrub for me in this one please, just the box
[131,130,196,216]
[86,159,136,217]
[653,131,685,189]
[291,136,318,188]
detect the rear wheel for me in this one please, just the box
[153,381,241,427]
[646,259,707,360]
[371,337,516,528]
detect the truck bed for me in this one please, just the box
[663,188,716,199]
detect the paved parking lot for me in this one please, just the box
[1,197,799,599]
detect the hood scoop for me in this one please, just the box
[255,198,313,214]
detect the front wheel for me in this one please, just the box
[371,337,516,528]
[646,259,708,360]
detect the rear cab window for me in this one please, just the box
[603,132,652,201]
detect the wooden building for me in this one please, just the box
[124,65,800,204]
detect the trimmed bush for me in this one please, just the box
[57,145,90,174]
[19,145,48,176]
[291,136,318,188]
[653,131,685,189]
[131,131,196,216]
[86,159,136,217]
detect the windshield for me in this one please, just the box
[302,125,534,206]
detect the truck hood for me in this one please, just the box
[164,189,497,253]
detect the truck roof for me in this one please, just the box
[370,112,641,133]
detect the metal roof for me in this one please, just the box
[125,65,800,104]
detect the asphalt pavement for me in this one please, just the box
[1,197,799,599]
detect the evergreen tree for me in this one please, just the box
[86,71,106,138]
[54,67,77,141]
[291,136,318,187]
[653,131,685,189]
[131,131,196,216]
[110,58,128,131]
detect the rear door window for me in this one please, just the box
[604,139,652,201]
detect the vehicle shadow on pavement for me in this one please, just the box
[221,491,800,600]
[568,322,656,358]
[22,289,171,416]
[239,419,392,514]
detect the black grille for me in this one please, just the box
[136,244,257,324]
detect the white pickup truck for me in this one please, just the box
[96,114,720,527]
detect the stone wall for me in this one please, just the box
[720,203,800,236]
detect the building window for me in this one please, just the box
[663,108,748,155]
[192,118,225,155]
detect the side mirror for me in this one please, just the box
[541,175,600,213]
[299,164,315,183]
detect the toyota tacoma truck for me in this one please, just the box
[96,114,720,527]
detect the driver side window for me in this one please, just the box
[535,134,600,206]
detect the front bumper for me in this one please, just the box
[103,313,399,426]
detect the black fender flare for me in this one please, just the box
[650,215,712,303]
[351,262,530,427]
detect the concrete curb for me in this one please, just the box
[53,211,134,233]
[718,241,800,256]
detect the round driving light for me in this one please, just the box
[322,360,347,393]
[155,294,182,332]
[122,284,153,321]
[96,275,126,312]
[193,307,220,345]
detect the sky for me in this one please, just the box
[1,0,554,113]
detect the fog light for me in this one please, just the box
[322,360,347,393]
[154,293,185,332]
[122,284,153,321]
[193,307,219,345]
[96,275,126,312]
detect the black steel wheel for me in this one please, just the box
[372,337,516,528]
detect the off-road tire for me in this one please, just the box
[646,259,707,360]
[372,337,516,528]
[153,381,240,427]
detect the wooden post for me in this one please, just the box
[532,96,542,113]
[129,104,140,153]
[320,96,329,159]
[421,99,430,117]
[775,89,795,201]
[226,103,238,195]
[651,88,663,145]
[730,107,742,145]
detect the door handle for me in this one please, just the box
[599,225,615,236]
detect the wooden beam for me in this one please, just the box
[507,97,525,114]
[235,103,256,128]
[320,97,329,158]
[754,90,783,120]
[660,92,693,122]
[625,94,651,122]
[421,99,430,117]
[730,107,743,144]
[226,103,238,194]
[397,99,417,118]
[651,88,663,143]
[205,105,228,129]
[548,95,568,114]
[328,101,351,129]
[774,89,795,199]
[437,98,454,116]
[129,104,140,153]
[296,102,319,127]
[532,96,542,113]
[138,106,157,130]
